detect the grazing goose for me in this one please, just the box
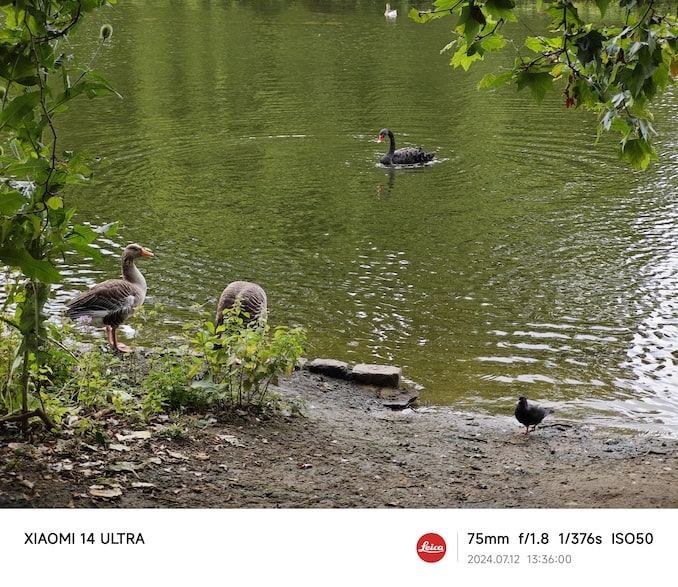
[215,281,268,328]
[514,396,553,434]
[66,243,154,353]
[384,3,397,18]
[377,128,435,165]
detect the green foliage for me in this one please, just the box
[154,421,190,441]
[141,347,203,419]
[0,325,22,412]
[0,320,78,428]
[62,348,123,409]
[0,1,118,432]
[412,0,678,169]
[1,306,307,434]
[190,307,307,411]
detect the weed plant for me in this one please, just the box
[189,305,307,411]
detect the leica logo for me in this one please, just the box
[418,541,444,552]
[416,533,447,563]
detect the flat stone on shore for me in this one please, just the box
[305,358,352,379]
[351,363,401,388]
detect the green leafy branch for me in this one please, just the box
[412,0,678,169]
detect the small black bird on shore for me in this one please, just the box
[514,396,552,434]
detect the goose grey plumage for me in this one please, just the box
[378,128,435,165]
[66,243,154,353]
[215,281,268,327]
[514,396,553,434]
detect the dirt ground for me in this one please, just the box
[1,368,676,508]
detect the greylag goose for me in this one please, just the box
[514,396,553,434]
[66,243,154,353]
[384,3,397,18]
[378,128,435,165]
[215,281,268,327]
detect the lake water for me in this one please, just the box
[44,1,678,435]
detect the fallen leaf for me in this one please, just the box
[89,486,123,498]
[107,462,140,473]
[108,444,130,452]
[167,451,189,460]
[79,461,104,469]
[116,430,152,441]
[131,482,155,489]
[47,462,74,473]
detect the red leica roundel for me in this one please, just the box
[416,533,446,563]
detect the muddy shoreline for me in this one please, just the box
[1,369,676,508]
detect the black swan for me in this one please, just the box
[216,281,268,327]
[66,243,154,353]
[377,128,435,165]
[514,396,553,434]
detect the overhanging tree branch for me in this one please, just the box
[412,0,678,169]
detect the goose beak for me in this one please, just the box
[141,247,154,257]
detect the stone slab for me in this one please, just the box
[351,363,401,388]
[304,358,352,379]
